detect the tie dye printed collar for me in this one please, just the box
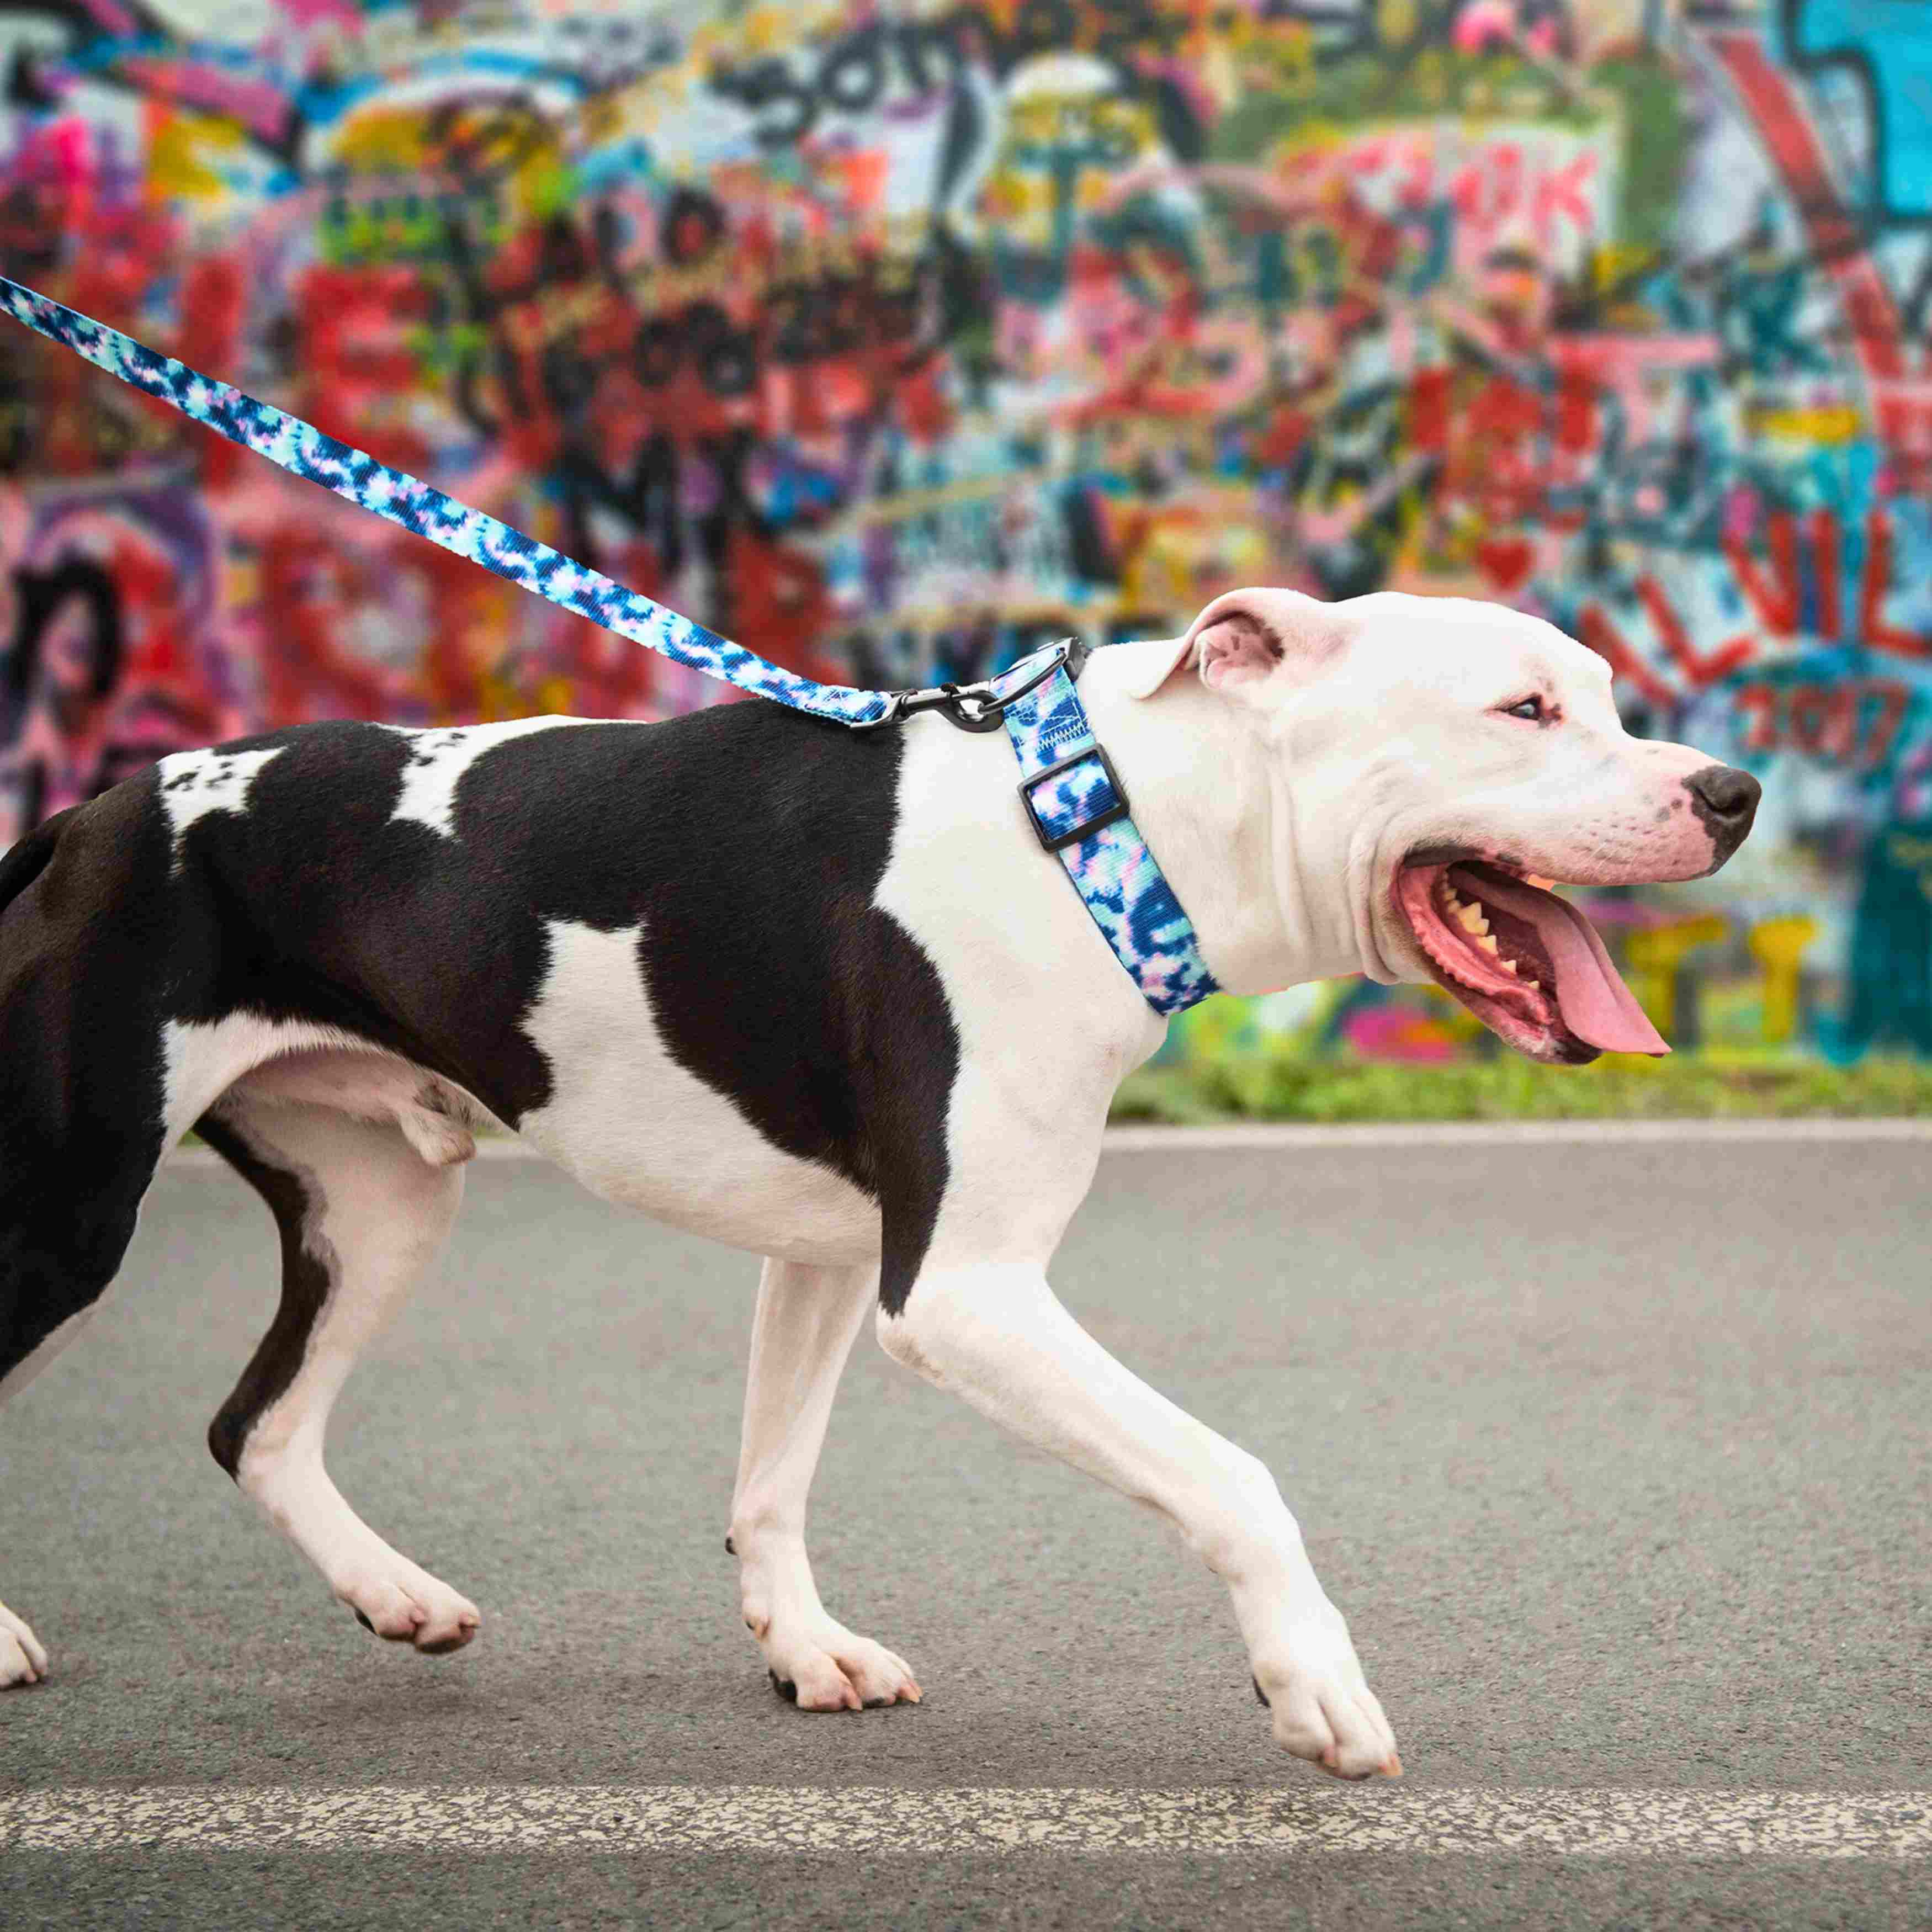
[0,275,1216,1017]
[994,645,1219,1017]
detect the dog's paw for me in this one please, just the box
[0,1600,48,1688]
[757,1618,921,1713]
[336,1562,480,1655]
[1251,1610,1400,1780]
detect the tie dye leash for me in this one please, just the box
[0,273,1217,1013]
[0,272,899,725]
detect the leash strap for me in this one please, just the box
[995,646,1219,1016]
[0,274,894,726]
[0,274,1218,1016]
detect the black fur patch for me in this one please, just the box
[0,784,176,1378]
[457,708,956,1308]
[197,1117,334,1480]
[4,700,960,1370]
[0,806,73,914]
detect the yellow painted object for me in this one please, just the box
[1625,915,1729,1040]
[1747,916,1820,1045]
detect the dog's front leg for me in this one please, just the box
[878,1262,1399,1778]
[730,1258,922,1711]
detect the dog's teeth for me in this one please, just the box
[1455,903,1488,935]
[1500,957,1518,974]
[1477,932,1500,954]
[1522,975,1540,989]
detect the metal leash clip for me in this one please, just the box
[853,638,1085,734]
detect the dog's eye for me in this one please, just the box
[1501,696,1546,722]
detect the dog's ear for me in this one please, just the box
[1121,588,1339,700]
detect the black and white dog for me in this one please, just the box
[0,588,1757,1777]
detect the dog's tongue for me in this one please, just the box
[1452,868,1670,1056]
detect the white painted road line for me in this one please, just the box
[161,1116,1932,1175]
[3,1788,1928,1857]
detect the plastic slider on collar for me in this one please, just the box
[1018,745,1132,853]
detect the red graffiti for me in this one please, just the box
[1724,508,1932,659]
[1708,34,1908,394]
[1732,678,1913,771]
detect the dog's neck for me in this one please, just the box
[1078,644,1372,997]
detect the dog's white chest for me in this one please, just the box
[513,919,878,1262]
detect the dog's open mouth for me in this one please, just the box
[1393,859,1668,1064]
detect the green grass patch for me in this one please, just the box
[1110,1052,1932,1124]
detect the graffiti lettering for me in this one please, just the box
[1732,680,1913,772]
[4,0,1932,1061]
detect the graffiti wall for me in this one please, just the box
[2,0,1928,1059]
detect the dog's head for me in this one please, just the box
[1125,587,1759,1063]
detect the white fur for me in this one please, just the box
[514,919,878,1261]
[0,1600,45,1688]
[155,747,285,863]
[163,1014,388,1146]
[848,590,1731,1779]
[214,1100,479,1652]
[384,717,607,840]
[875,1262,1395,1775]
[875,707,1159,1262]
[1097,591,1729,996]
[730,1260,920,1710]
[226,1048,490,1167]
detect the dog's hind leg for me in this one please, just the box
[1,1227,147,1687]
[1,1140,153,1689]
[0,1294,102,1685]
[199,1095,480,1654]
[1,1303,109,1683]
[729,1259,921,1711]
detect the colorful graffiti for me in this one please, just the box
[3,0,1930,1058]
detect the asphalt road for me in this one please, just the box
[2,1126,1928,1928]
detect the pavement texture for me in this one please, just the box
[1,1131,1928,1928]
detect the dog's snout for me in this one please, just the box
[1686,765,1759,825]
[1684,763,1760,868]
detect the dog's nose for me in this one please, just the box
[1685,765,1761,827]
[1684,764,1760,869]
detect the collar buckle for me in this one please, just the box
[1017,744,1132,852]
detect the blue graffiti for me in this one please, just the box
[1781,0,1932,223]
